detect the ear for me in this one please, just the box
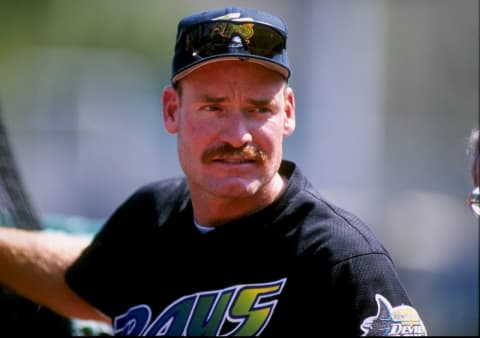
[283,86,296,136]
[162,86,180,134]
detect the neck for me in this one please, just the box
[191,174,287,227]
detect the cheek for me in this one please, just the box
[266,117,288,138]
[256,121,285,151]
[178,119,213,152]
[185,118,216,138]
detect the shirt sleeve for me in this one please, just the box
[64,185,158,317]
[329,253,428,336]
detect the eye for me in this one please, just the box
[249,106,272,114]
[201,105,222,112]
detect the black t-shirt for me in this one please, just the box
[66,160,427,336]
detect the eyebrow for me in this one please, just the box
[248,97,274,105]
[197,94,275,105]
[199,95,226,103]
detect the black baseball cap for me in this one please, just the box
[171,6,291,84]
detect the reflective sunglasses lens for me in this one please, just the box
[184,22,286,60]
[469,186,480,216]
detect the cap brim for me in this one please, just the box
[172,56,289,84]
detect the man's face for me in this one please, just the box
[163,60,295,202]
[472,152,479,188]
[470,151,480,217]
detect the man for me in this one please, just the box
[467,127,479,217]
[0,6,427,336]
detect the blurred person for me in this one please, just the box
[0,101,74,335]
[467,127,479,217]
[0,6,427,336]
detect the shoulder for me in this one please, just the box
[306,197,388,263]
[123,177,189,209]
[131,176,189,198]
[102,176,190,229]
[284,161,390,264]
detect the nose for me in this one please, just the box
[218,112,253,148]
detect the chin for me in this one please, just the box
[210,178,263,198]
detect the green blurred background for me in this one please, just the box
[0,0,478,335]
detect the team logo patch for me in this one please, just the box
[360,294,427,336]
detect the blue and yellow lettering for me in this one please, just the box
[144,295,196,336]
[185,290,234,335]
[113,304,151,336]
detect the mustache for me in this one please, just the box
[201,144,267,163]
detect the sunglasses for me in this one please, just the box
[467,186,480,217]
[173,21,288,79]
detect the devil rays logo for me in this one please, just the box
[360,294,427,336]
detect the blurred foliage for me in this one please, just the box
[0,0,50,47]
[0,0,195,71]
